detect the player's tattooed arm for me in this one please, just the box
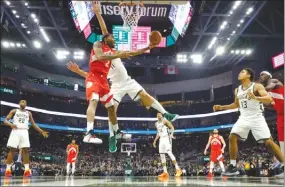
[213,88,239,111]
[92,2,108,35]
[250,83,273,104]
[204,136,211,155]
[66,61,88,78]
[4,109,17,129]
[93,42,131,60]
[29,112,49,138]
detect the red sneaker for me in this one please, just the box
[5,169,12,177]
[158,172,169,178]
[24,169,32,177]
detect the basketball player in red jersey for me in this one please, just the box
[204,129,226,177]
[66,139,79,176]
[259,71,284,157]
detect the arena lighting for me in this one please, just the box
[34,18,39,23]
[246,7,254,15]
[237,24,241,27]
[241,50,245,54]
[56,55,67,60]
[245,49,252,55]
[208,37,217,49]
[15,15,20,18]
[21,23,25,27]
[240,19,244,23]
[190,54,203,64]
[229,11,233,15]
[215,46,225,56]
[5,1,11,5]
[74,51,84,56]
[16,43,21,47]
[9,42,15,47]
[74,56,84,60]
[40,28,50,42]
[33,40,41,48]
[31,13,36,19]
[2,41,9,48]
[22,44,26,47]
[235,50,240,54]
[232,31,236,34]
[232,1,242,10]
[227,38,230,41]
[176,54,188,63]
[231,50,234,54]
[27,30,31,34]
[220,21,228,30]
[25,2,28,6]
[57,50,70,55]
[12,10,17,14]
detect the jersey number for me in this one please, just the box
[241,101,247,108]
[106,61,111,67]
[18,118,25,123]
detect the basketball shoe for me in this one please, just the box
[222,164,239,176]
[164,113,179,122]
[114,129,132,140]
[158,172,169,178]
[109,136,117,153]
[175,169,182,177]
[5,169,12,177]
[24,169,32,177]
[83,130,103,144]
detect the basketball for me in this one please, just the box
[149,31,162,45]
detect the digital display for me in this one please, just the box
[171,27,179,41]
[71,1,90,32]
[132,26,151,53]
[83,24,92,39]
[157,37,166,47]
[113,25,131,51]
[272,52,284,69]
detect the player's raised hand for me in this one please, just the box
[67,61,79,73]
[41,131,49,138]
[92,1,101,13]
[213,105,222,112]
[247,90,256,100]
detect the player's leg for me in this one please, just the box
[223,119,249,176]
[158,153,169,177]
[126,79,179,122]
[277,115,284,156]
[166,150,182,177]
[71,162,76,175]
[5,147,17,177]
[21,148,31,177]
[217,153,225,173]
[66,162,71,175]
[83,92,102,144]
[208,161,214,177]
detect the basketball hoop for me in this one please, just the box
[119,1,144,28]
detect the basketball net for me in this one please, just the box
[119,3,143,28]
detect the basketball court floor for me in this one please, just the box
[1,176,284,186]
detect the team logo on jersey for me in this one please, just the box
[86,82,93,88]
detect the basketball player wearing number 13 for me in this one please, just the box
[213,68,284,176]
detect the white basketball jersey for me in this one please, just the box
[13,109,29,129]
[107,58,130,83]
[156,120,169,138]
[237,83,264,119]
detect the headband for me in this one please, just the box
[260,71,272,78]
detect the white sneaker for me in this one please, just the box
[83,134,103,144]
[275,171,284,178]
[114,130,132,140]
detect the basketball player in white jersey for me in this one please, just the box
[213,68,284,176]
[67,2,178,138]
[4,100,49,177]
[153,113,182,178]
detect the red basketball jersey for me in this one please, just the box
[210,135,222,151]
[67,144,78,158]
[269,85,284,115]
[89,42,114,76]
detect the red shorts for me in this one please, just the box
[67,156,77,163]
[277,115,284,141]
[210,150,223,162]
[85,73,113,104]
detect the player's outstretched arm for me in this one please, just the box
[122,44,156,57]
[29,112,49,138]
[204,136,211,155]
[153,123,160,148]
[249,83,273,104]
[213,88,239,111]
[67,61,88,78]
[92,2,108,35]
[4,109,17,129]
[93,42,131,60]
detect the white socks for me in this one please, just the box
[219,161,225,172]
[108,122,114,137]
[66,163,70,175]
[6,164,11,170]
[174,162,179,169]
[151,100,166,114]
[72,163,75,174]
[87,122,94,132]
[230,160,236,167]
[24,164,29,170]
[112,124,119,132]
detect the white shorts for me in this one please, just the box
[159,137,172,154]
[110,78,144,103]
[7,129,30,149]
[231,116,271,143]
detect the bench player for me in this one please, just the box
[259,71,284,156]
[153,113,182,178]
[204,129,226,177]
[213,68,284,176]
[4,100,49,177]
[66,139,79,176]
